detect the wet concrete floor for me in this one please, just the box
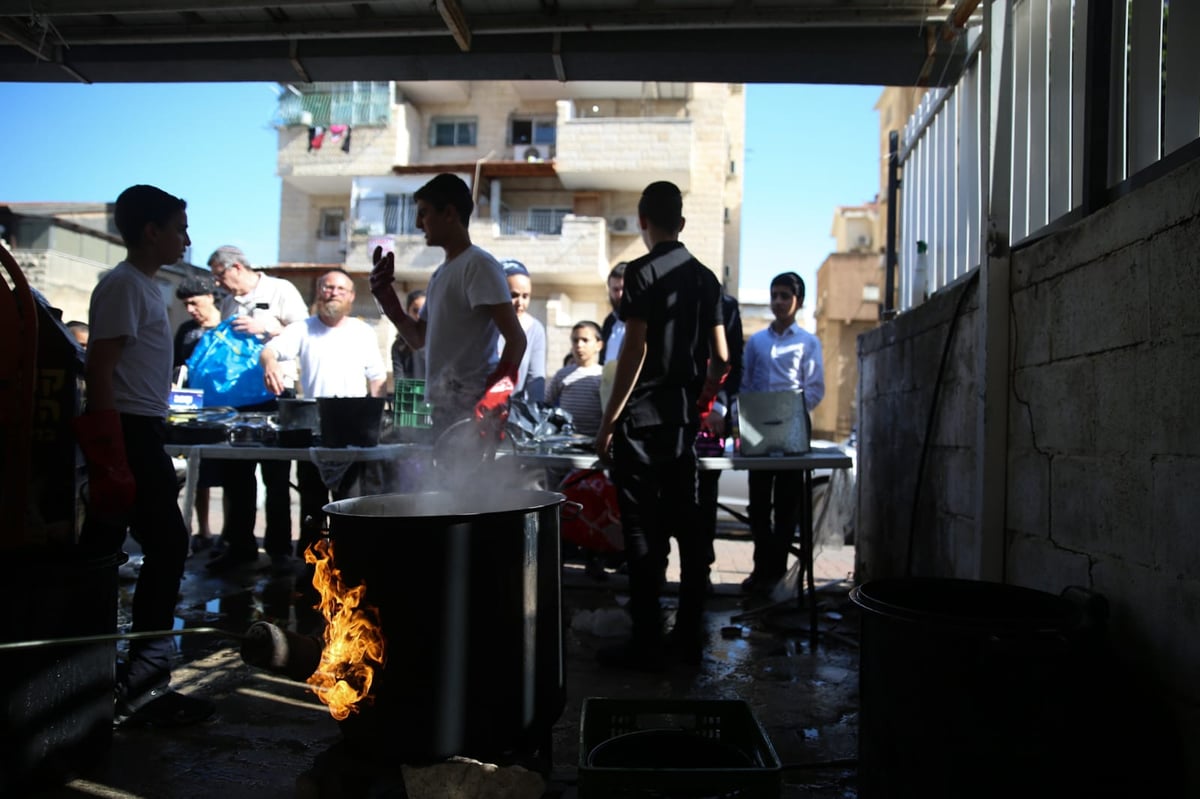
[22,519,861,798]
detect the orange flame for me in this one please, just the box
[304,538,386,720]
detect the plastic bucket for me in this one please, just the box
[0,549,126,793]
[317,397,384,447]
[849,578,1082,799]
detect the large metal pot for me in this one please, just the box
[321,490,566,765]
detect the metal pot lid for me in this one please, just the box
[325,490,566,519]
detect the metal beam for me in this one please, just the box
[435,0,472,52]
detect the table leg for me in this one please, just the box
[801,468,818,650]
[181,449,200,535]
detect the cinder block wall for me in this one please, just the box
[858,155,1200,787]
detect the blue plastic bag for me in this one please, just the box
[184,319,274,409]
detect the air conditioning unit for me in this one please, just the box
[609,215,640,236]
[513,144,550,162]
[855,233,872,249]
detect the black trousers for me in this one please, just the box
[611,420,704,645]
[221,459,293,558]
[696,469,720,572]
[221,394,294,558]
[747,469,803,579]
[79,415,188,695]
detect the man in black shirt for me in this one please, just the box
[594,181,729,670]
[598,262,626,365]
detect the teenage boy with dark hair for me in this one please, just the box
[594,180,729,670]
[370,173,526,432]
[599,261,627,365]
[740,271,825,594]
[73,184,214,726]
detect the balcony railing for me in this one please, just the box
[274,82,392,128]
[497,210,568,236]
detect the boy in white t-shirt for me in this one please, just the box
[369,173,526,433]
[74,184,214,727]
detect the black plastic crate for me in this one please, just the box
[578,698,781,799]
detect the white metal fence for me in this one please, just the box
[897,0,1200,311]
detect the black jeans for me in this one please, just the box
[79,415,188,695]
[611,420,704,645]
[747,469,803,579]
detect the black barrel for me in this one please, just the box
[1,549,125,793]
[849,578,1082,799]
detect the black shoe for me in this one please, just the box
[741,572,778,596]
[740,573,761,594]
[115,687,214,729]
[596,641,665,673]
[205,549,259,574]
[270,554,295,577]
[666,629,705,666]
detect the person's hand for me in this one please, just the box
[475,362,519,425]
[594,420,615,468]
[697,363,730,416]
[370,246,405,322]
[699,404,726,436]
[263,362,286,396]
[71,409,136,519]
[231,315,269,336]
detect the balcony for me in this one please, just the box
[553,116,693,192]
[272,82,392,128]
[344,215,610,287]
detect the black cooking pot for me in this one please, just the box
[321,490,566,764]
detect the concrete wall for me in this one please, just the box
[857,154,1200,784]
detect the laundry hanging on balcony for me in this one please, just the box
[308,125,325,151]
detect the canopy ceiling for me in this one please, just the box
[0,1,973,87]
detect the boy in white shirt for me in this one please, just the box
[740,271,825,594]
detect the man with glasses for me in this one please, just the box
[260,268,386,565]
[206,245,308,574]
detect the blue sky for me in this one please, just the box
[1,81,881,297]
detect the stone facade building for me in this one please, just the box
[271,80,744,373]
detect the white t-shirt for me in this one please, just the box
[88,261,173,417]
[267,316,386,398]
[219,272,309,388]
[421,245,511,417]
[546,362,603,436]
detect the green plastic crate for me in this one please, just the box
[578,698,782,799]
[393,378,433,433]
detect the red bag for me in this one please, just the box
[558,469,623,553]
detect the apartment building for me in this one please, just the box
[272,80,745,371]
[813,201,884,440]
[0,202,204,332]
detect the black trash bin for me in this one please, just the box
[849,578,1082,799]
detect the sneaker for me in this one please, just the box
[114,687,214,729]
[190,535,214,555]
[666,629,706,666]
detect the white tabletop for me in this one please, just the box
[506,445,853,472]
[165,442,415,462]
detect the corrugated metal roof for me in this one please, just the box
[0,1,974,86]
